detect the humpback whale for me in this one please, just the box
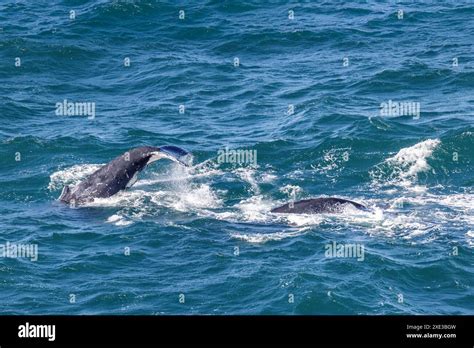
[271,197,366,214]
[58,145,191,205]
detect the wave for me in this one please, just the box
[369,139,440,191]
[230,227,311,243]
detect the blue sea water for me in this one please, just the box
[0,0,473,315]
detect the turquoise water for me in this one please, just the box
[0,1,473,314]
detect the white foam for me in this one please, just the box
[283,213,324,226]
[234,195,274,222]
[434,193,474,212]
[48,145,472,247]
[465,230,474,247]
[166,184,223,212]
[261,172,277,183]
[311,147,351,175]
[370,139,440,190]
[78,162,224,224]
[230,227,311,243]
[84,190,149,208]
[280,185,302,197]
[135,161,223,187]
[234,167,261,193]
[48,163,103,191]
[107,214,132,226]
[218,185,469,244]
[387,139,440,177]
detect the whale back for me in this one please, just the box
[271,197,366,214]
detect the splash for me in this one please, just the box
[280,184,302,198]
[234,195,275,222]
[48,163,103,191]
[234,167,260,194]
[387,139,440,177]
[48,144,471,246]
[107,214,133,226]
[49,160,224,226]
[370,139,440,190]
[92,163,223,224]
[311,147,351,177]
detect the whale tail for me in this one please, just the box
[57,145,193,205]
[158,145,193,167]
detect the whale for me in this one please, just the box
[271,197,366,214]
[58,145,191,205]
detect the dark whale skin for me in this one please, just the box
[59,146,162,204]
[271,197,366,214]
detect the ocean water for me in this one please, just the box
[0,0,473,315]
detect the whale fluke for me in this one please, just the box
[58,145,191,205]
